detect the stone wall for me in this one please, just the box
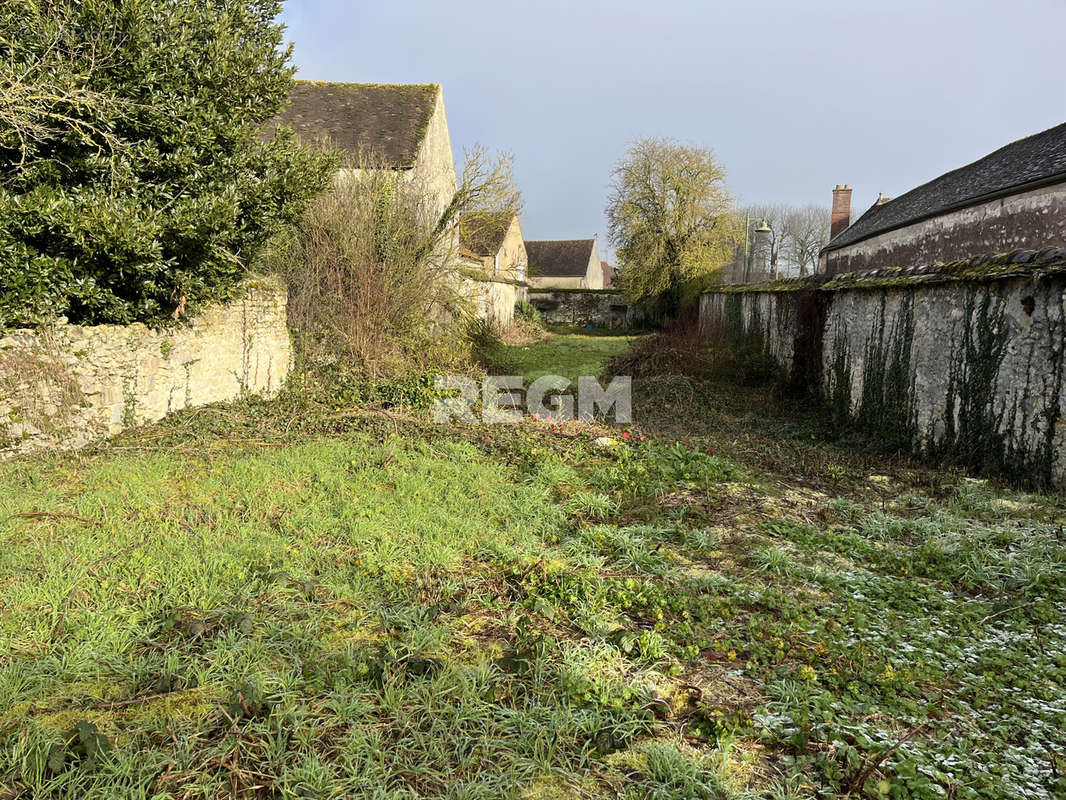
[463,276,526,328]
[700,249,1066,487]
[411,88,459,226]
[824,182,1066,275]
[529,289,629,328]
[699,291,802,375]
[0,281,291,456]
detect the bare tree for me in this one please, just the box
[783,205,830,276]
[269,145,523,375]
[739,203,830,278]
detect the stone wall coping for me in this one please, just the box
[704,247,1066,295]
[529,287,623,295]
[458,268,529,288]
[0,276,285,338]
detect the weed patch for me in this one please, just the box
[1,331,1063,798]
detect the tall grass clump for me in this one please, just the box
[514,300,544,327]
[607,315,776,387]
[268,162,460,376]
[266,148,522,379]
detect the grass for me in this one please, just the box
[1,330,1064,799]
[501,327,636,385]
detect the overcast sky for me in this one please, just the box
[280,0,1066,261]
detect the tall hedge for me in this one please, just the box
[0,0,337,327]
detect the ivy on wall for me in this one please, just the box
[928,288,1064,486]
[854,292,918,452]
[825,285,1063,488]
[711,275,1066,488]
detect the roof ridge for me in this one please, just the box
[294,79,440,91]
[824,120,1066,252]
[868,120,1066,215]
[525,238,595,244]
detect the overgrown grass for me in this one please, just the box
[502,330,636,385]
[1,331,1063,799]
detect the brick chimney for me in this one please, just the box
[831,184,852,239]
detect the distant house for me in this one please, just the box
[526,239,604,289]
[263,81,458,223]
[600,260,615,289]
[458,212,528,282]
[821,122,1066,275]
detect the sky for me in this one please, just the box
[279,0,1066,262]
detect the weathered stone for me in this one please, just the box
[700,271,1066,487]
[528,289,633,328]
[0,281,291,456]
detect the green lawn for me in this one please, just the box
[499,328,636,385]
[1,332,1064,799]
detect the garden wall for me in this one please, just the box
[699,291,806,378]
[0,280,291,456]
[699,249,1066,487]
[529,289,629,328]
[462,275,527,328]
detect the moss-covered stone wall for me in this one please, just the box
[700,248,1066,487]
[0,280,291,456]
[699,290,799,375]
[529,289,630,328]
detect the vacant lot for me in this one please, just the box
[499,327,635,385]
[2,332,1063,799]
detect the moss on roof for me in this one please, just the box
[459,212,515,257]
[262,81,440,168]
[707,248,1066,295]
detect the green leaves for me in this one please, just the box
[606,137,735,305]
[22,722,112,780]
[0,0,336,327]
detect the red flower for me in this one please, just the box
[621,432,631,439]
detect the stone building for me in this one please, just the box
[600,261,615,289]
[820,121,1066,275]
[526,239,604,289]
[264,81,458,224]
[458,212,528,282]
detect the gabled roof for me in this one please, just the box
[825,121,1066,252]
[459,212,515,257]
[526,239,595,278]
[263,81,440,168]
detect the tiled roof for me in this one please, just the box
[825,121,1066,252]
[526,239,595,278]
[459,212,514,257]
[262,81,439,168]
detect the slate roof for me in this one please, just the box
[459,212,514,257]
[526,240,595,278]
[825,121,1066,252]
[262,81,439,168]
